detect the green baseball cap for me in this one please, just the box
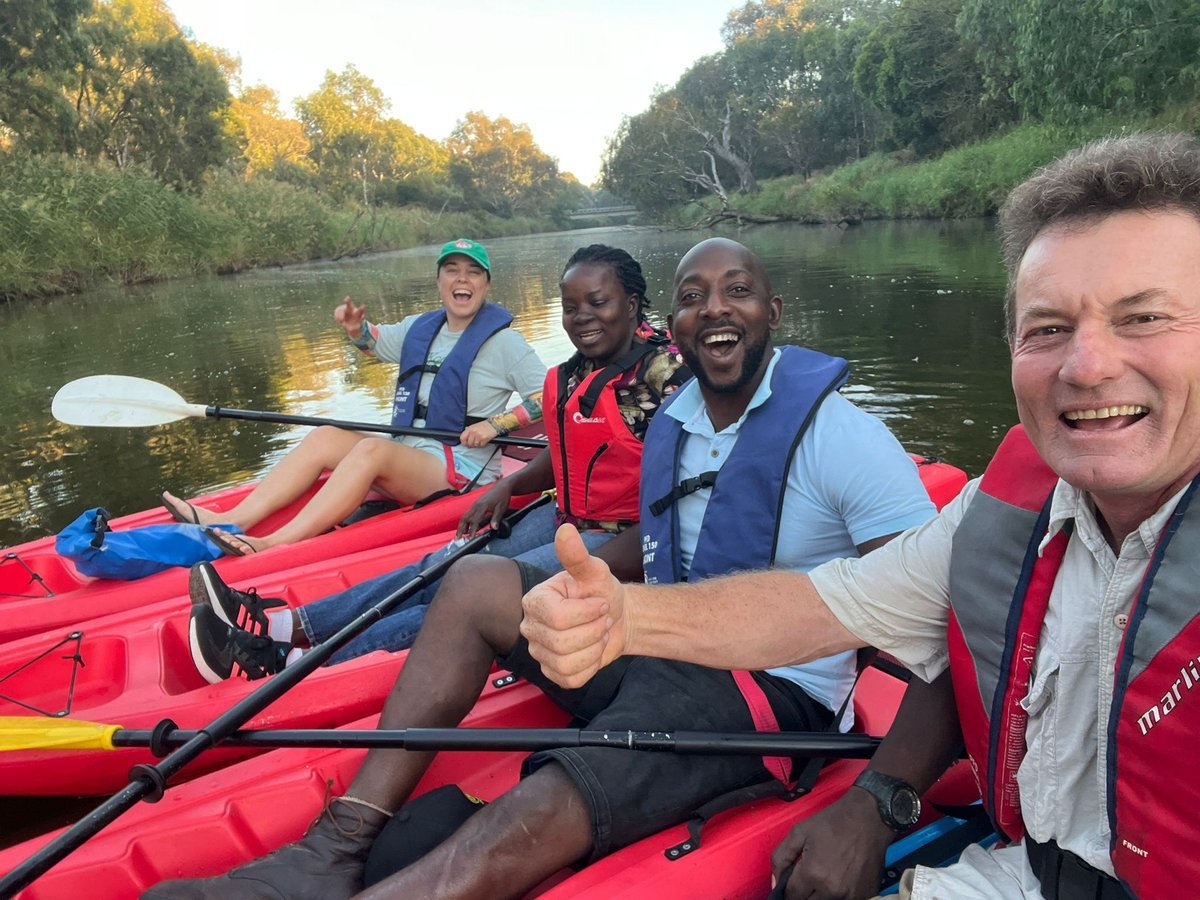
[436,238,491,275]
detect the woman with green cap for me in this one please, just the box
[161,238,545,555]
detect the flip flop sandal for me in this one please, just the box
[161,492,201,525]
[205,527,256,557]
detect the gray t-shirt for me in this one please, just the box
[370,313,545,481]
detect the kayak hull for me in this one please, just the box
[0,530,460,795]
[0,462,527,645]
[0,667,981,899]
[0,456,966,796]
[0,455,963,647]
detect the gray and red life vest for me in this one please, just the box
[947,425,1200,897]
[543,341,660,523]
[391,303,513,440]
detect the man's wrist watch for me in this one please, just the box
[851,770,921,832]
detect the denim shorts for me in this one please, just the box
[502,562,833,861]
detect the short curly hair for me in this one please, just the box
[999,132,1200,340]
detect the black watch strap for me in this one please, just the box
[852,769,921,832]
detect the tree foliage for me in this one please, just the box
[959,0,1200,120]
[853,0,1002,155]
[296,65,449,204]
[4,1,585,220]
[447,111,575,218]
[2,0,235,187]
[77,0,236,188]
[233,85,312,179]
[605,0,1200,215]
[0,0,91,151]
[601,90,714,215]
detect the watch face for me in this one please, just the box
[890,788,920,826]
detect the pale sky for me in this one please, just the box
[166,0,740,186]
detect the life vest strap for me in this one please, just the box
[397,362,440,382]
[648,471,718,516]
[1025,837,1129,900]
[413,403,484,427]
[574,341,659,418]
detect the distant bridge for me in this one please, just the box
[566,205,638,221]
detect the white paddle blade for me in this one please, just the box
[52,375,208,427]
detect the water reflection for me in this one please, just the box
[0,221,1015,547]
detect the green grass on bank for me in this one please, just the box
[676,113,1200,226]
[0,154,555,301]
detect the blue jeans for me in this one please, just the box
[296,502,616,664]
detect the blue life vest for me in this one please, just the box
[640,346,848,584]
[391,303,513,439]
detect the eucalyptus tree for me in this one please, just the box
[0,0,91,152]
[296,65,448,205]
[447,111,572,218]
[853,0,1006,155]
[958,0,1200,120]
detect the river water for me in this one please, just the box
[0,221,1015,550]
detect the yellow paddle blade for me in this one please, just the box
[0,717,122,752]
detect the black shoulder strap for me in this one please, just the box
[577,341,659,418]
[648,471,719,517]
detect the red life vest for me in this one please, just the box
[947,425,1200,897]
[542,342,658,523]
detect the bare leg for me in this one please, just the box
[144,557,577,900]
[238,438,453,550]
[164,426,370,530]
[354,765,592,900]
[344,555,526,809]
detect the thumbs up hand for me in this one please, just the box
[520,524,631,688]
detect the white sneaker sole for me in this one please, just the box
[190,563,236,627]
[188,611,229,685]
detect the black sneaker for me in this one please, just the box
[189,604,291,684]
[189,562,286,633]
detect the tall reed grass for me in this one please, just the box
[0,155,556,301]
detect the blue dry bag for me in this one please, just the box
[55,507,242,580]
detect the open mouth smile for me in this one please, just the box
[699,330,741,358]
[1062,405,1150,430]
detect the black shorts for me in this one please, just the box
[503,562,833,861]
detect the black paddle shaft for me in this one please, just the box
[112,726,883,757]
[0,494,554,895]
[205,405,547,449]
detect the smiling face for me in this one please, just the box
[436,253,490,329]
[669,239,781,416]
[1010,209,1200,523]
[560,262,639,367]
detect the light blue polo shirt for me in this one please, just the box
[662,348,936,726]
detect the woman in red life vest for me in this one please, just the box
[452,243,690,564]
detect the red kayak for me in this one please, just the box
[0,457,966,797]
[0,458,529,645]
[0,531,453,795]
[0,666,982,899]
